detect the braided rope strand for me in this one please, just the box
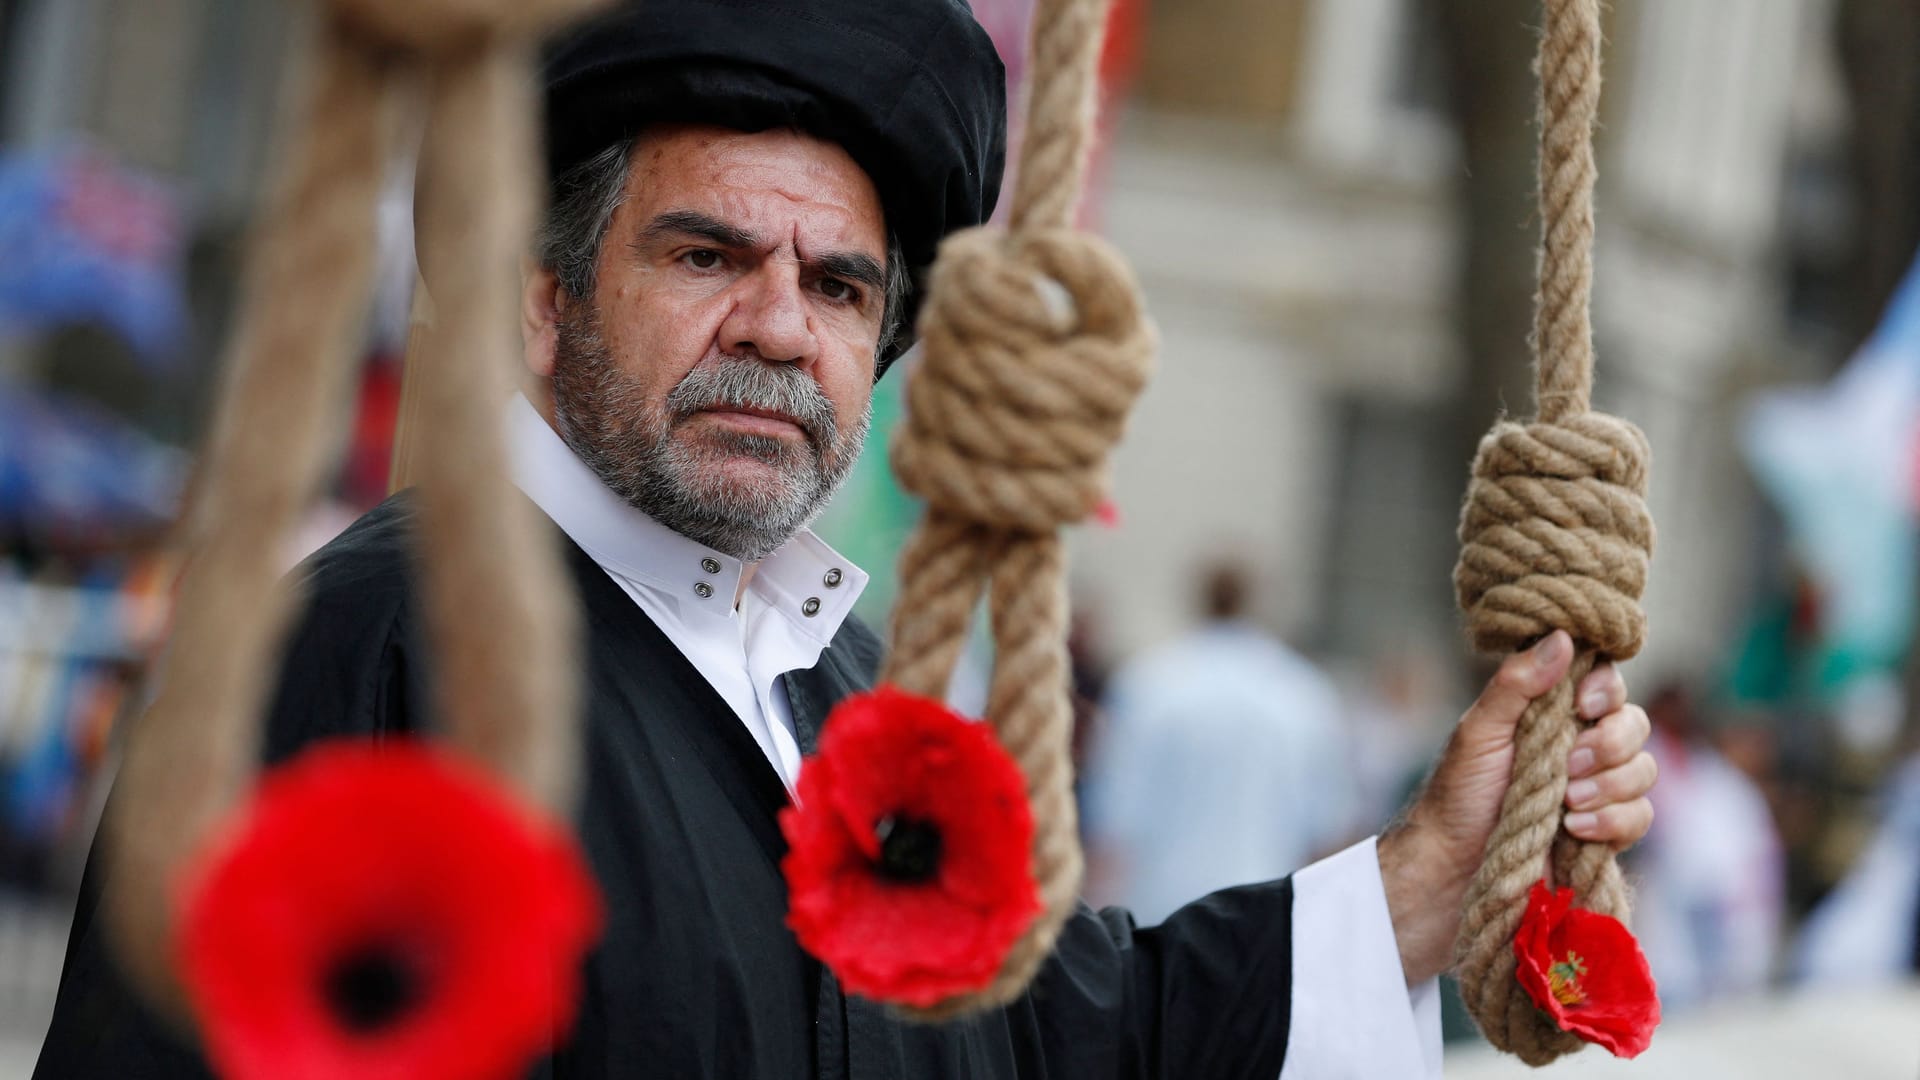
[882,514,996,701]
[1008,0,1112,233]
[104,25,395,1011]
[1532,0,1601,426]
[408,43,580,816]
[1528,0,1605,424]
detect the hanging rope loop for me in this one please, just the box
[880,221,1154,1021]
[893,226,1153,533]
[102,0,607,1022]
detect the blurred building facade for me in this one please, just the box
[0,1,296,1044]
[0,0,291,434]
[1076,0,1845,699]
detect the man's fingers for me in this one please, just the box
[1577,662,1626,721]
[1569,704,1651,777]
[1565,751,1657,812]
[1466,631,1575,734]
[1562,705,1657,850]
[1564,797,1654,851]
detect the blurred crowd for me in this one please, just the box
[1068,555,1920,1032]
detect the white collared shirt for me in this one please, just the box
[506,393,868,791]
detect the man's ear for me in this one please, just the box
[522,261,566,379]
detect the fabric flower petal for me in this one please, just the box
[176,740,603,1080]
[780,687,1041,1006]
[1513,880,1660,1058]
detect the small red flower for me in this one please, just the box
[176,740,603,1080]
[779,687,1041,1007]
[1514,880,1661,1058]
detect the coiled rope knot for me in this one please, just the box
[1454,411,1654,660]
[328,0,604,53]
[891,226,1155,533]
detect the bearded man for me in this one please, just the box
[36,1,1658,1076]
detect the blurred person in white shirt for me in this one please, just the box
[1082,561,1355,925]
[1633,683,1786,1007]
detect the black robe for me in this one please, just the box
[36,496,1297,1079]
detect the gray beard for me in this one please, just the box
[549,305,872,562]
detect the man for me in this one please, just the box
[36,1,1657,1076]
[1084,561,1355,925]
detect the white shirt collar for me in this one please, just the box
[505,393,868,643]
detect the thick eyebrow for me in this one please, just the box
[637,208,886,296]
[636,209,761,252]
[811,250,887,295]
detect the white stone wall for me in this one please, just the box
[1083,0,1828,685]
[1080,112,1454,662]
[1599,0,1828,686]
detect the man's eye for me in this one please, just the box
[819,278,858,303]
[683,250,723,270]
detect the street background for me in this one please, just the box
[2,0,1919,1075]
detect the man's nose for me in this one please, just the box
[720,264,819,365]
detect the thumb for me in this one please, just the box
[1460,631,1574,747]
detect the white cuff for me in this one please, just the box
[1280,836,1443,1079]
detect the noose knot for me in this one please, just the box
[328,0,605,54]
[891,226,1155,533]
[1454,412,1654,660]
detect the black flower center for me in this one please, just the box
[874,815,943,882]
[323,944,423,1035]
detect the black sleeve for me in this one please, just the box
[34,520,427,1079]
[31,848,219,1080]
[1017,878,1295,1080]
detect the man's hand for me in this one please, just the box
[1377,630,1656,985]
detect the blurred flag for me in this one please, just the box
[0,144,187,365]
[1741,257,1920,694]
[0,378,185,538]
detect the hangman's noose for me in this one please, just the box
[104,0,604,1012]
[879,0,1156,1018]
[1450,0,1655,1064]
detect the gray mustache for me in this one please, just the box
[666,357,837,445]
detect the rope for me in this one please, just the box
[104,0,603,1017]
[880,0,1154,1019]
[1449,0,1655,1064]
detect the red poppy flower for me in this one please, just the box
[779,687,1041,1007]
[176,740,603,1080]
[1514,879,1661,1058]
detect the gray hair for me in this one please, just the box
[538,137,911,361]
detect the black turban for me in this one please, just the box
[541,0,1009,372]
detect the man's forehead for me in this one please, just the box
[622,126,886,254]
